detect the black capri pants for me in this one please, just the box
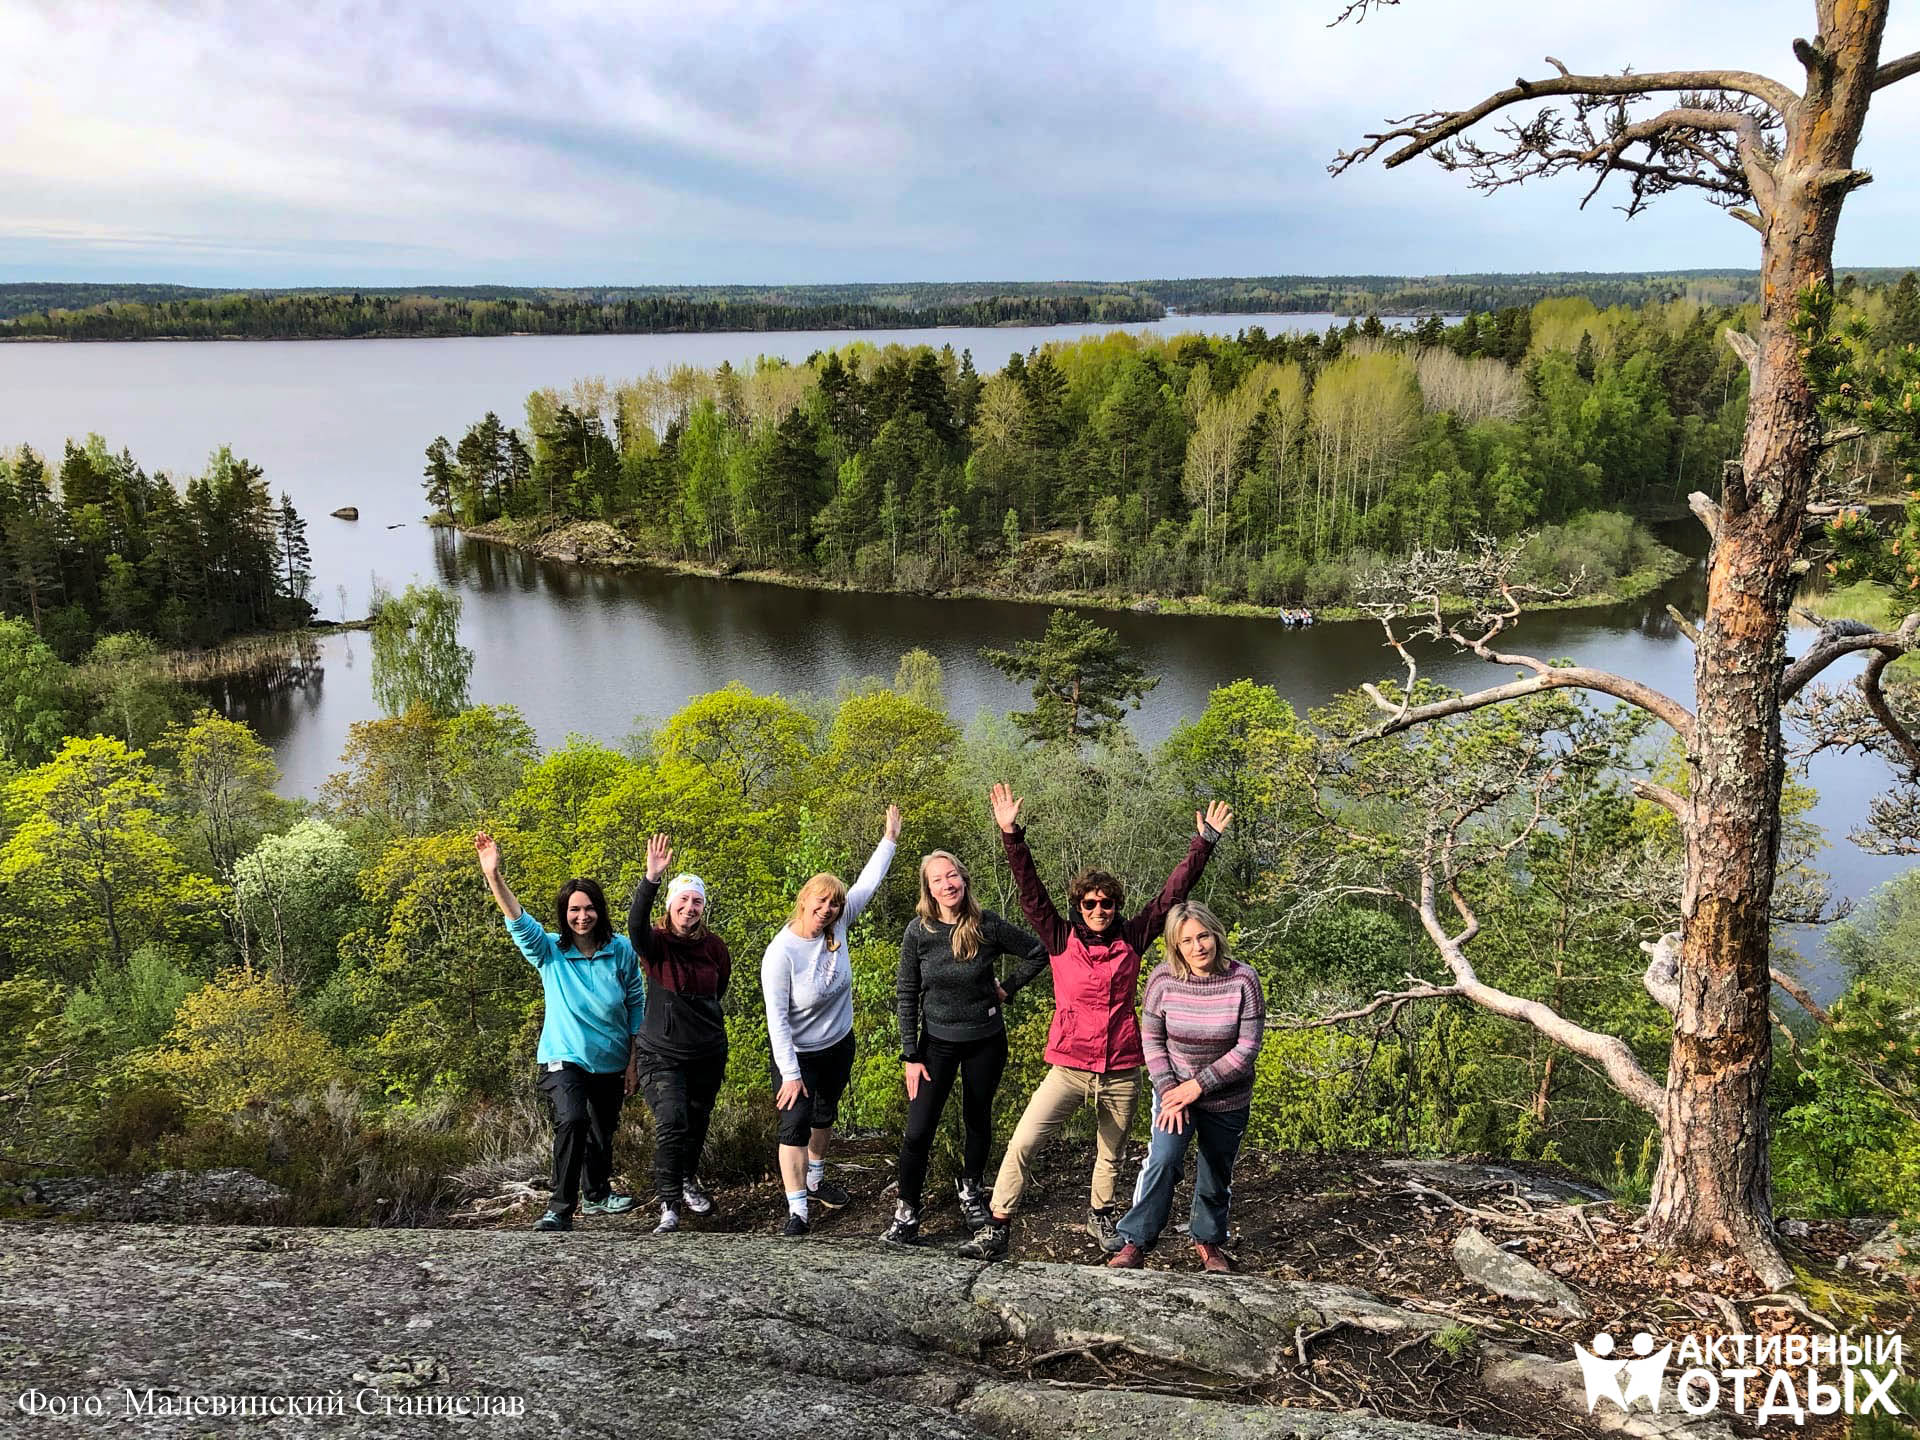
[771,1030,857,1147]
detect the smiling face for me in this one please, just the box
[1176,916,1216,971]
[922,855,968,919]
[565,890,600,938]
[1078,890,1117,936]
[668,889,705,935]
[802,890,843,937]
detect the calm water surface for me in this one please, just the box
[0,319,1906,995]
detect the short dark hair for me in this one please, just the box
[1068,867,1126,919]
[554,877,613,951]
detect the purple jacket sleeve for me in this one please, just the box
[1196,968,1266,1095]
[1125,831,1216,955]
[999,826,1070,954]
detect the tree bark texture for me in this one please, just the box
[1646,0,1888,1290]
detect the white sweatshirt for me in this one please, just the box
[761,833,897,1082]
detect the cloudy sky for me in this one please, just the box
[3,0,1916,286]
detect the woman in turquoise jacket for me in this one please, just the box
[477,832,647,1232]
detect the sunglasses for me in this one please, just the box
[1079,896,1116,913]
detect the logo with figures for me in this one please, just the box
[1576,1330,1673,1413]
[1574,1327,1905,1426]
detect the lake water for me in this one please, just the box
[1,316,1908,996]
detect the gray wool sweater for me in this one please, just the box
[896,909,1049,1060]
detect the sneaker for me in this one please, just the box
[1087,1206,1124,1252]
[782,1212,810,1238]
[1107,1242,1146,1269]
[581,1192,636,1216]
[653,1203,681,1235]
[956,1220,1009,1262]
[680,1176,713,1215]
[881,1202,921,1246]
[1194,1241,1235,1274]
[808,1177,851,1210]
[533,1209,572,1232]
[956,1177,991,1231]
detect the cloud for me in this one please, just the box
[0,0,1914,283]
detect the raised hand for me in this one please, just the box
[989,782,1023,835]
[475,832,503,878]
[884,803,902,842]
[1198,800,1234,836]
[645,833,673,884]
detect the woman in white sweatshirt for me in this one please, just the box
[761,803,900,1236]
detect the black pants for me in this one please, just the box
[539,1064,626,1214]
[771,1031,857,1148]
[896,1029,1008,1210]
[636,1048,728,1207]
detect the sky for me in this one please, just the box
[3,0,1917,287]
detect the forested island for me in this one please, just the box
[7,268,1917,341]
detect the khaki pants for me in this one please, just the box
[989,1063,1144,1216]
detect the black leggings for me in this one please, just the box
[636,1048,727,1207]
[896,1029,1008,1210]
[539,1064,625,1213]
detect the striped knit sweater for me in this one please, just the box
[1140,959,1265,1113]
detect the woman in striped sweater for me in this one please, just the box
[1107,900,1264,1273]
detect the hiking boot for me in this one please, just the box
[653,1203,681,1235]
[1087,1206,1124,1252]
[680,1175,713,1215]
[1194,1241,1235,1274]
[581,1192,636,1216]
[533,1209,572,1232]
[956,1219,1009,1262]
[1107,1242,1146,1269]
[808,1177,851,1210]
[955,1177,991,1231]
[881,1201,922,1246]
[782,1212,810,1238]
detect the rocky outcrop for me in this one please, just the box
[1,1224,1539,1439]
[9,1169,287,1223]
[1450,1228,1589,1319]
[330,506,359,520]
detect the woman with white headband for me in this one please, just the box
[627,833,733,1234]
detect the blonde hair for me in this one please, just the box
[790,873,850,949]
[917,850,984,962]
[1162,901,1230,981]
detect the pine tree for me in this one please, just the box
[276,493,313,617]
[980,608,1159,746]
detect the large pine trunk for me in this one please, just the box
[1645,2,1887,1290]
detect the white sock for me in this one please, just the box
[786,1189,810,1220]
[806,1159,826,1192]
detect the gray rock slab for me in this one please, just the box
[0,1223,1551,1440]
[1378,1158,1608,1206]
[1451,1227,1590,1319]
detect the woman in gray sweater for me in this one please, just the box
[882,849,1048,1245]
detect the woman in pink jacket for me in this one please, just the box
[956,783,1231,1261]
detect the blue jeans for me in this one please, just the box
[1116,1094,1249,1248]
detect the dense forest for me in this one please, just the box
[427,293,1790,608]
[0,438,315,660]
[0,290,1162,341]
[1,614,1913,1236]
[8,268,1918,337]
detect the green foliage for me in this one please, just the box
[0,617,75,766]
[368,583,474,718]
[143,967,346,1116]
[64,943,201,1051]
[0,976,106,1164]
[0,735,223,979]
[981,608,1159,746]
[233,820,365,993]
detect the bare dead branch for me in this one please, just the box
[1769,967,1835,1027]
[1723,328,1760,373]
[1640,931,1681,1013]
[1874,48,1920,89]
[1780,612,1920,700]
[1665,605,1701,645]
[1860,650,1920,773]
[1689,490,1722,544]
[1629,779,1691,823]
